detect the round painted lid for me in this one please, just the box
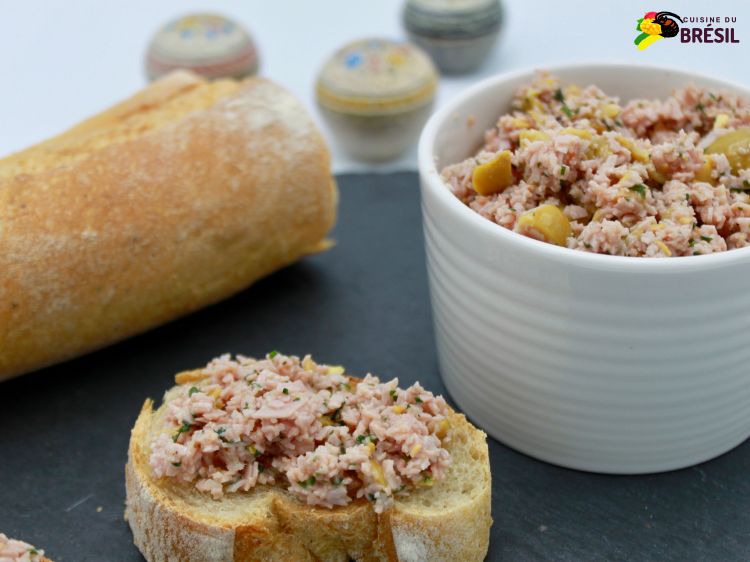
[403,0,503,39]
[316,38,438,115]
[146,13,259,81]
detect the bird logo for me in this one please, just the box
[634,11,683,50]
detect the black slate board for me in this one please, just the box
[1,172,749,562]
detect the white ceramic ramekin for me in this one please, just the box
[419,62,750,474]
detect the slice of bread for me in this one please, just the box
[125,371,492,562]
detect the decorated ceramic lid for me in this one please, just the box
[145,13,259,81]
[316,38,438,115]
[403,0,503,39]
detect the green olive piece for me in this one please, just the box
[705,128,750,174]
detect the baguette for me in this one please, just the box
[125,355,492,561]
[0,72,337,381]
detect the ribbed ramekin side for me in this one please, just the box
[421,194,750,473]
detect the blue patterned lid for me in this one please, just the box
[316,38,437,115]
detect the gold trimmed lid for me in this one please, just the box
[316,38,438,115]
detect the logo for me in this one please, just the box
[634,12,740,49]
[634,11,683,50]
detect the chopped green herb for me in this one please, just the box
[331,477,344,486]
[685,193,691,201]
[415,396,423,404]
[258,464,265,473]
[423,474,434,483]
[188,386,199,397]
[283,387,289,395]
[614,118,623,127]
[744,180,750,189]
[553,88,574,118]
[700,235,713,242]
[173,421,193,442]
[696,102,705,113]
[560,165,568,177]
[299,476,316,488]
[584,242,593,249]
[28,548,39,555]
[731,188,745,193]
[355,434,377,445]
[172,461,182,467]
[629,184,647,197]
[689,239,696,247]
[268,350,279,358]
[294,397,301,401]
[216,427,226,435]
[367,493,377,501]
[389,389,398,400]
[694,251,702,255]
[709,92,718,101]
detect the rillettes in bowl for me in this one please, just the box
[418,62,750,473]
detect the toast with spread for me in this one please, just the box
[125,353,491,561]
[0,534,51,562]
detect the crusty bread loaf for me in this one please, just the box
[125,374,492,562]
[0,71,337,380]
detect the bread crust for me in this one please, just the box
[126,386,492,562]
[0,72,337,380]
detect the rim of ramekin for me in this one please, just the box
[419,60,750,273]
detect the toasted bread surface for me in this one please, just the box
[126,378,491,562]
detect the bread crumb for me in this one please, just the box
[392,528,428,562]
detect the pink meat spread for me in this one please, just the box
[0,534,44,562]
[149,353,452,513]
[442,72,750,256]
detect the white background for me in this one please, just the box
[1,0,748,173]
